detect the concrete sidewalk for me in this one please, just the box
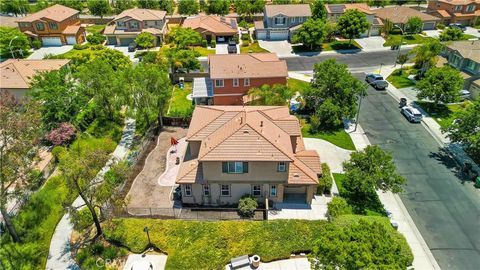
[346,122,441,270]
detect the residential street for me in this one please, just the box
[354,73,480,270]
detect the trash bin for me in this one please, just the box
[399,98,407,108]
[475,176,480,188]
[251,255,260,268]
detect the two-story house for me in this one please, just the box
[325,3,383,37]
[182,15,238,43]
[104,8,167,46]
[192,53,288,105]
[440,40,480,98]
[255,4,311,40]
[374,6,441,30]
[176,106,321,206]
[427,0,479,26]
[16,4,85,46]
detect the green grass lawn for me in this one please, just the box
[85,24,106,34]
[192,46,216,56]
[460,33,478,40]
[384,34,435,47]
[292,40,362,53]
[386,67,417,89]
[415,100,471,129]
[102,217,411,270]
[300,121,356,151]
[167,83,194,117]
[287,78,310,95]
[333,173,346,195]
[240,41,269,53]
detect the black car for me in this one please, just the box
[448,23,466,32]
[128,42,137,52]
[227,40,237,54]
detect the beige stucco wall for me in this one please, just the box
[203,161,289,182]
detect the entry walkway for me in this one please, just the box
[225,257,310,270]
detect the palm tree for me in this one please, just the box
[247,84,293,106]
[412,40,443,76]
[397,53,409,70]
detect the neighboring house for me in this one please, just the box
[192,53,288,105]
[182,15,238,43]
[374,6,441,30]
[176,106,321,206]
[104,8,167,46]
[0,59,70,99]
[325,3,383,37]
[427,0,479,26]
[16,4,85,46]
[440,40,480,98]
[255,4,311,40]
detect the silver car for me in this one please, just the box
[401,106,422,123]
[365,74,389,90]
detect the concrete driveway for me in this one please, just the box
[423,29,442,38]
[258,40,293,57]
[27,45,73,59]
[354,36,386,51]
[215,43,239,54]
[464,26,480,38]
[106,45,137,62]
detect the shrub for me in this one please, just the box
[74,101,97,131]
[51,146,67,163]
[319,163,333,194]
[135,32,155,49]
[241,34,250,41]
[86,33,106,45]
[70,207,94,231]
[140,51,158,63]
[46,123,77,146]
[309,114,321,133]
[436,23,445,30]
[238,20,249,29]
[439,27,463,41]
[211,40,216,48]
[327,197,353,218]
[238,195,258,218]
[233,35,239,44]
[202,39,208,48]
[32,39,42,49]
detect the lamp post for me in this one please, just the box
[393,25,405,67]
[379,63,384,74]
[9,36,19,59]
[143,226,151,246]
[353,93,364,132]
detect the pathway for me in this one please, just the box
[45,118,135,270]
[225,257,310,270]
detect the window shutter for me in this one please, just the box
[222,162,228,173]
[243,162,248,173]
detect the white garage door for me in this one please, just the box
[66,36,76,45]
[42,37,62,46]
[423,22,436,30]
[268,30,289,40]
[256,30,267,40]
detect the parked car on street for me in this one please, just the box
[227,40,237,54]
[401,106,422,123]
[448,23,466,32]
[365,73,389,90]
[459,90,471,100]
[128,42,137,52]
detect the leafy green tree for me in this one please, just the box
[382,19,394,37]
[167,49,201,73]
[247,84,293,105]
[113,0,135,13]
[158,0,175,14]
[137,0,158,9]
[168,27,202,48]
[30,68,89,129]
[199,0,207,12]
[0,92,41,243]
[337,9,370,44]
[86,33,106,44]
[394,0,407,6]
[0,0,29,16]
[235,0,264,19]
[54,0,84,11]
[439,27,463,41]
[406,16,423,34]
[442,100,480,162]
[33,0,52,11]
[397,53,409,69]
[311,0,327,20]
[327,197,352,218]
[291,18,327,50]
[178,0,199,15]
[55,45,131,72]
[306,59,367,129]
[208,0,229,15]
[135,32,155,49]
[0,27,30,58]
[325,20,337,42]
[315,99,344,128]
[369,0,387,7]
[416,66,464,106]
[87,0,110,18]
[412,39,442,75]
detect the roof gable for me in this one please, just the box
[16,4,78,23]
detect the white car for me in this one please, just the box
[459,90,471,100]
[401,106,422,123]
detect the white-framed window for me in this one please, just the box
[117,21,126,27]
[20,22,31,28]
[184,184,192,197]
[455,5,462,11]
[244,78,250,86]
[222,161,248,174]
[252,185,262,196]
[274,17,286,25]
[291,17,296,23]
[130,21,139,29]
[466,4,475,12]
[203,185,210,196]
[48,22,58,30]
[270,185,277,197]
[277,162,286,172]
[215,79,224,87]
[233,78,239,87]
[221,184,230,196]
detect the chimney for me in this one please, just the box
[260,121,263,127]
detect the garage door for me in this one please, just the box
[370,27,380,36]
[119,37,135,46]
[256,30,267,40]
[423,22,436,30]
[41,37,62,46]
[66,36,76,45]
[268,30,289,40]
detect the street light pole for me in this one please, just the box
[379,63,384,74]
[143,226,151,246]
[9,36,19,59]
[353,93,364,132]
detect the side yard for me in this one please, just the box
[415,100,472,129]
[166,83,194,117]
[386,67,417,89]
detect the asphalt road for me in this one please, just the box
[354,73,480,270]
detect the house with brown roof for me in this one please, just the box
[192,53,288,105]
[104,8,167,46]
[182,15,238,43]
[325,3,383,37]
[16,4,85,46]
[176,106,321,206]
[374,6,441,30]
[0,59,70,99]
[255,4,312,40]
[427,0,479,26]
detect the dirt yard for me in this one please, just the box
[126,126,187,210]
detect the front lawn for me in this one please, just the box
[292,40,362,53]
[460,33,477,40]
[240,41,269,53]
[386,67,418,89]
[415,100,471,129]
[383,34,435,47]
[166,82,194,117]
[192,46,216,56]
[85,24,106,34]
[102,217,412,270]
[287,78,310,95]
[300,121,356,151]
